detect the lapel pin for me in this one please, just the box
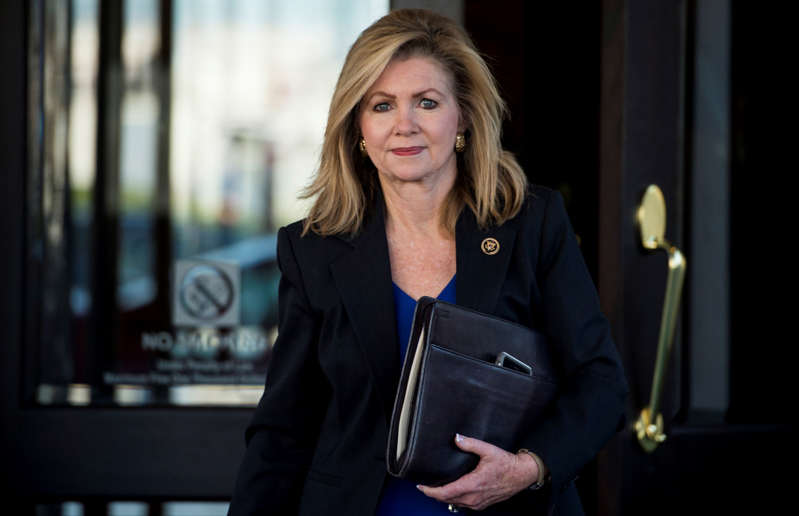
[481,237,500,255]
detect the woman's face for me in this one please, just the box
[359,56,462,188]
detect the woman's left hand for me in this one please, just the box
[417,434,539,511]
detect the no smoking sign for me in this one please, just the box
[173,259,240,327]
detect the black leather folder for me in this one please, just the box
[386,297,559,486]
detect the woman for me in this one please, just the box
[229,9,628,516]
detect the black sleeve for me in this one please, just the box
[228,227,331,516]
[520,190,629,495]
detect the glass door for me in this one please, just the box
[3,0,388,514]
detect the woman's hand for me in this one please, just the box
[417,434,540,511]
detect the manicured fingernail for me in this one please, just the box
[416,484,423,490]
[455,433,463,443]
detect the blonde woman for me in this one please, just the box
[229,9,627,516]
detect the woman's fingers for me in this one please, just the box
[453,433,499,457]
[418,434,521,509]
[417,473,476,501]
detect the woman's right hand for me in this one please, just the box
[417,434,540,511]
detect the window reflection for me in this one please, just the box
[30,0,388,407]
[119,0,159,310]
[69,0,98,318]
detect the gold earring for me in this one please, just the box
[455,133,466,153]
[359,137,367,156]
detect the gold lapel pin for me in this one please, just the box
[481,237,500,255]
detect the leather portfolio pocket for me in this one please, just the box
[386,298,559,486]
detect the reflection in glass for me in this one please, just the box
[36,501,232,516]
[28,0,79,404]
[69,0,99,319]
[119,0,160,308]
[29,0,388,407]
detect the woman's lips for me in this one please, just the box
[391,146,424,156]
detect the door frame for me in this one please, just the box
[597,0,687,511]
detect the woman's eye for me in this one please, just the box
[420,98,438,109]
[373,102,391,112]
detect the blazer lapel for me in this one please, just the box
[329,201,399,425]
[328,200,520,425]
[455,208,518,314]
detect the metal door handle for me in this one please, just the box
[633,185,687,453]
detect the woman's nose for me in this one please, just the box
[394,106,418,135]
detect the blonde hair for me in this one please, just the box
[302,8,527,236]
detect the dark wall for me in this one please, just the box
[464,0,601,282]
[0,0,27,507]
[729,1,795,425]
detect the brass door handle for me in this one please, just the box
[633,185,687,453]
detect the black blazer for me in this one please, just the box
[228,185,629,516]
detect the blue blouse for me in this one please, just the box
[375,276,456,516]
